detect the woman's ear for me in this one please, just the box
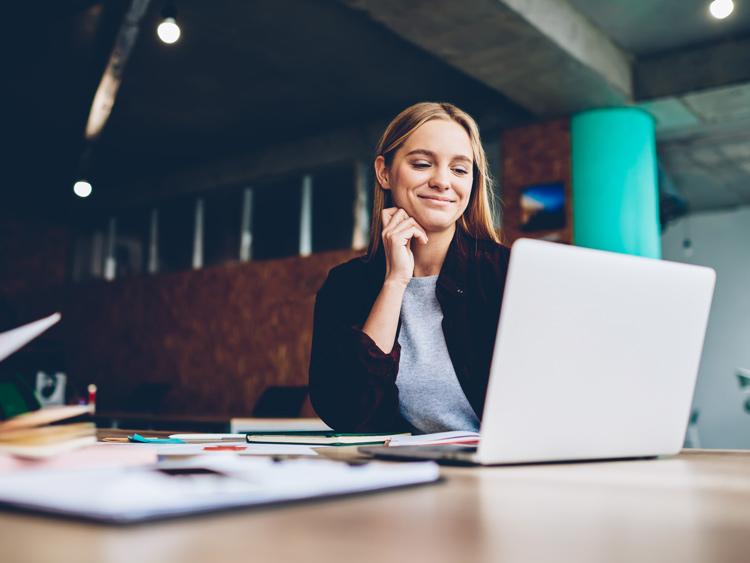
[374,155,390,191]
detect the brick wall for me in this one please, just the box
[500,119,572,245]
[2,217,360,417]
[0,217,70,303]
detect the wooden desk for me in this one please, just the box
[1,450,749,563]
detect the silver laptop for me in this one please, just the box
[362,238,715,465]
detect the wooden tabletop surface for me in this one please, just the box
[1,442,749,563]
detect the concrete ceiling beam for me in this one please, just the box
[93,121,388,210]
[636,36,750,100]
[340,0,633,116]
[85,0,151,141]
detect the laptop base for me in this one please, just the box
[360,445,660,466]
[360,445,480,465]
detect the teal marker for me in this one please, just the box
[128,433,185,444]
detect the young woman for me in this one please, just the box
[309,102,510,433]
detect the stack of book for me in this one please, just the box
[0,404,96,459]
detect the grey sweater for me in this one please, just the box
[396,275,480,434]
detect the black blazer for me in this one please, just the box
[308,228,511,432]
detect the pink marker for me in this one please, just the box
[87,384,97,412]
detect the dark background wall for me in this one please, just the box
[5,243,359,417]
[0,217,70,302]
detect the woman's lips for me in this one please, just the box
[418,195,455,206]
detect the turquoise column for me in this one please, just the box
[571,108,661,258]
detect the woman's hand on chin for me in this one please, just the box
[381,207,428,287]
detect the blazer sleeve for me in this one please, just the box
[308,270,409,433]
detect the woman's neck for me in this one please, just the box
[411,223,455,277]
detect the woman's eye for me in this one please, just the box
[411,161,431,169]
[453,167,468,175]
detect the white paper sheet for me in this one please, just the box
[388,431,481,446]
[0,442,157,472]
[0,457,440,523]
[0,313,60,362]
[229,418,332,433]
[156,443,321,456]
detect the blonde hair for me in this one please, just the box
[367,102,500,258]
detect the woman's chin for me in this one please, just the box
[417,215,459,235]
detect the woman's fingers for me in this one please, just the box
[396,220,429,245]
[380,209,428,284]
[384,217,429,245]
[412,226,429,245]
[382,208,409,233]
[394,226,429,247]
[381,207,399,229]
[382,213,408,240]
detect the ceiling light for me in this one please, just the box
[709,0,734,19]
[157,2,181,44]
[157,17,181,44]
[73,180,92,198]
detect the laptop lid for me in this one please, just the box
[477,239,715,464]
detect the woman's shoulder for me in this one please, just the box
[320,254,380,293]
[476,238,511,259]
[456,237,512,303]
[460,233,511,267]
[326,255,367,279]
[316,255,384,318]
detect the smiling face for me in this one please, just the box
[375,118,474,235]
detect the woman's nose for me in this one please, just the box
[429,167,451,190]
